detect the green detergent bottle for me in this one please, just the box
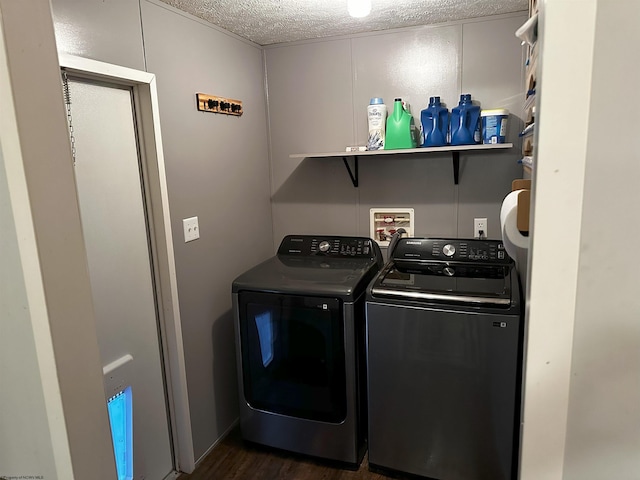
[385,98,417,150]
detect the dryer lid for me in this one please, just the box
[233,235,382,299]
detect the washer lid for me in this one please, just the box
[370,262,513,306]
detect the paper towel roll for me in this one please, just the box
[500,189,530,283]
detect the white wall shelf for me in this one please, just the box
[290,143,513,187]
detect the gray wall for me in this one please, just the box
[265,14,526,246]
[50,0,273,462]
[52,0,145,70]
[139,1,273,459]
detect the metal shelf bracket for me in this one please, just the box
[342,156,359,187]
[452,151,460,185]
[342,153,457,186]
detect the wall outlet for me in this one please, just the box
[183,216,200,242]
[474,217,487,239]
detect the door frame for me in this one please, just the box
[59,53,195,474]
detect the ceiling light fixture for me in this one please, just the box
[347,0,372,18]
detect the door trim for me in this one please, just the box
[59,54,195,473]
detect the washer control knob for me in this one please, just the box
[443,266,456,277]
[319,240,331,252]
[442,244,456,257]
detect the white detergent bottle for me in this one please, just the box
[367,97,387,150]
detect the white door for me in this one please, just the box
[67,77,173,480]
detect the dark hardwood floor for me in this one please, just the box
[178,426,400,480]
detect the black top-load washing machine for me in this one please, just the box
[365,238,523,480]
[232,235,382,466]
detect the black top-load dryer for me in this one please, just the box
[232,235,382,466]
[365,237,523,480]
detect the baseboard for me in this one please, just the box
[193,418,240,468]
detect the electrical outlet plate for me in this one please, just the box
[370,208,414,246]
[183,216,200,242]
[474,217,487,239]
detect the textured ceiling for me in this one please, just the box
[159,0,528,46]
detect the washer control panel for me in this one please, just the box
[278,235,379,259]
[393,238,511,264]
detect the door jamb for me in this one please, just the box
[58,53,195,473]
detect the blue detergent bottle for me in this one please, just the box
[450,94,481,146]
[420,96,449,147]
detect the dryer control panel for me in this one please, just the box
[278,235,380,259]
[393,238,512,264]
